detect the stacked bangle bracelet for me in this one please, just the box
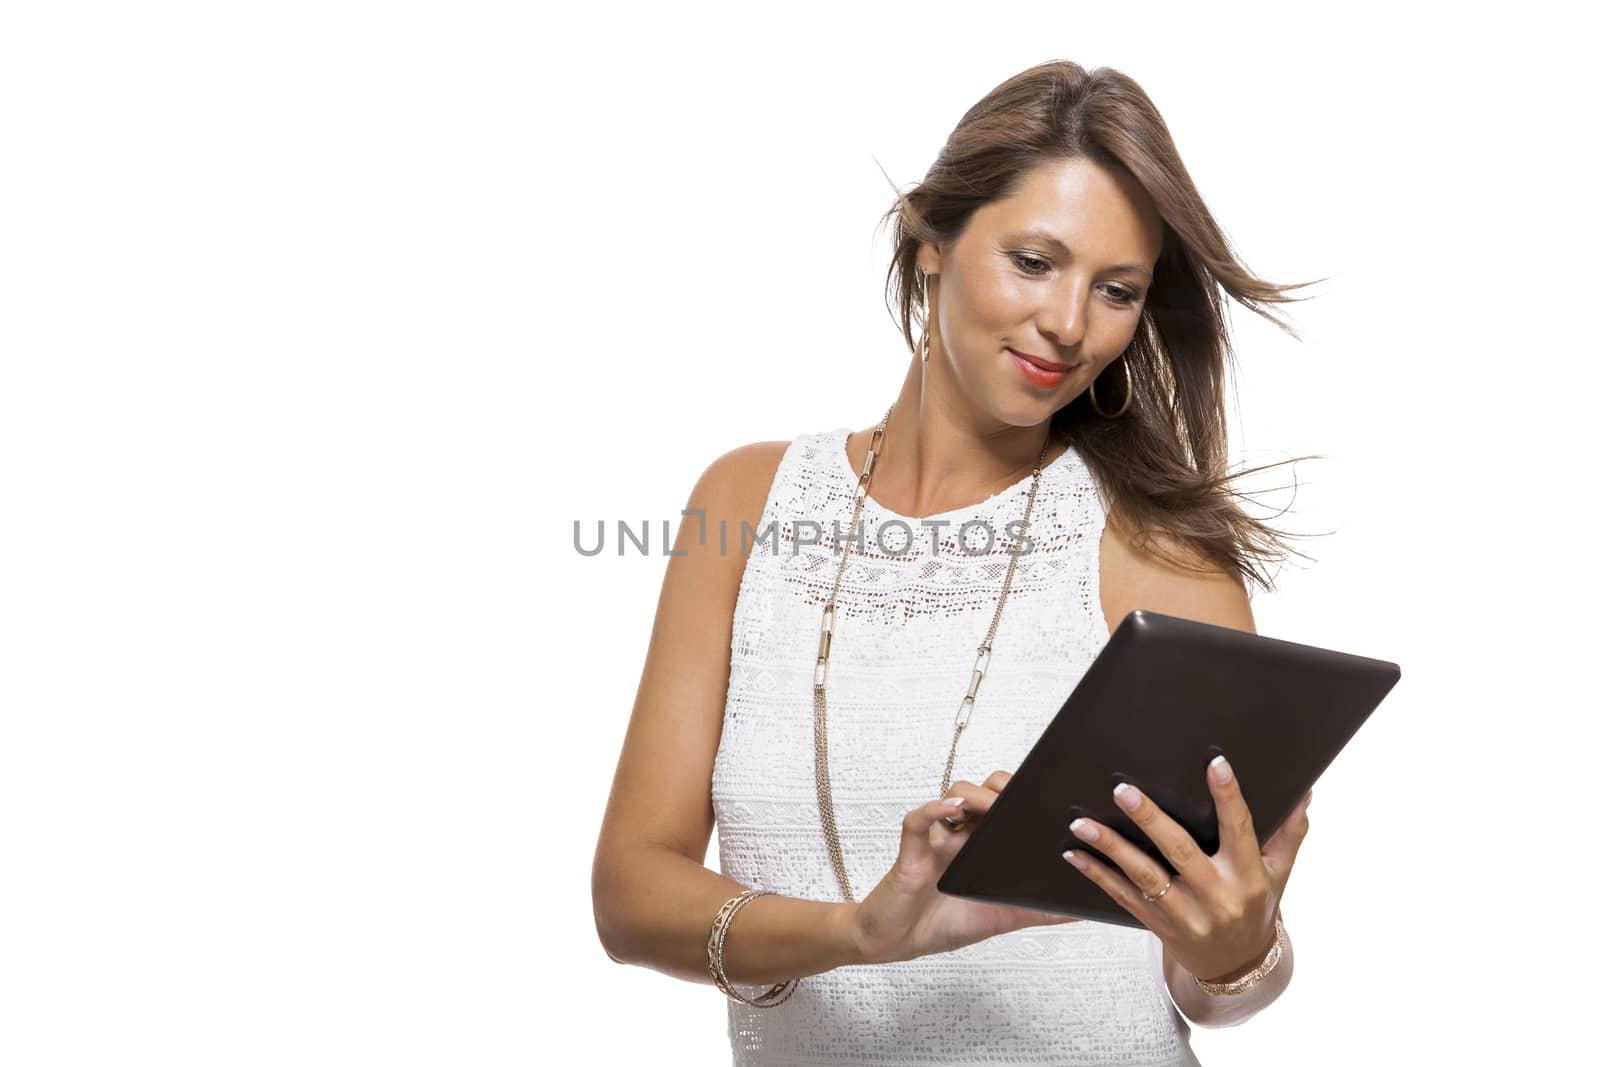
[1191,914,1287,996]
[707,887,799,1007]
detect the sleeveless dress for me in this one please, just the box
[710,426,1201,1066]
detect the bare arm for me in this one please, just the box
[1099,516,1295,1028]
[590,440,867,987]
[596,845,865,985]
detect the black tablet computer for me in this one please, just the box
[936,609,1401,929]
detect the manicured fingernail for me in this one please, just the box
[942,796,964,808]
[1062,849,1088,869]
[1068,817,1099,842]
[1209,754,1233,784]
[1113,782,1141,811]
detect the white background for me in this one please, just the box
[3,2,1593,1063]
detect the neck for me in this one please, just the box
[854,354,1060,520]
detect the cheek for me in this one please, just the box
[952,267,1032,329]
[1096,311,1142,352]
[1089,312,1132,341]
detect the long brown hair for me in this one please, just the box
[876,60,1328,593]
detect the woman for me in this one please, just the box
[592,59,1321,1065]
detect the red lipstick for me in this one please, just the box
[1007,348,1077,389]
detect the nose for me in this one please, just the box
[1035,279,1090,350]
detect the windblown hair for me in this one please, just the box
[876,60,1328,594]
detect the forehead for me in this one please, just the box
[969,156,1164,264]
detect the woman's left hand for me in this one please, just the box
[1059,754,1312,983]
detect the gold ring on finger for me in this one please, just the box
[1140,878,1173,903]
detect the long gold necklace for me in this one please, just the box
[813,401,1053,903]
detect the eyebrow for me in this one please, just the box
[1009,228,1153,279]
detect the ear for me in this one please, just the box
[915,240,943,277]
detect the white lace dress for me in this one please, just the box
[710,426,1200,1066]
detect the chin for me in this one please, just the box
[984,390,1059,430]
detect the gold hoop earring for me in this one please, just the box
[918,331,931,363]
[1089,358,1133,418]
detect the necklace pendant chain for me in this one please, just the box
[813,401,1053,903]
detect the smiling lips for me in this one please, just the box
[1009,347,1072,371]
[1007,347,1079,388]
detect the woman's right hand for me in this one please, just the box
[847,769,1079,965]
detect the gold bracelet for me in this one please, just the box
[1192,914,1287,996]
[706,887,799,1007]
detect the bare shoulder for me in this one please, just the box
[682,439,790,556]
[1098,506,1256,635]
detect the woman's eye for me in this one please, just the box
[1012,253,1140,307]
